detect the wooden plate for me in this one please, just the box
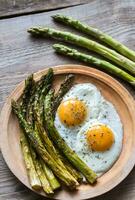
[0,65,135,200]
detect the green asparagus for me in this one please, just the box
[44,90,97,184]
[12,100,78,189]
[40,159,60,190]
[28,27,135,75]
[30,145,53,194]
[20,74,34,117]
[34,91,80,181]
[52,74,75,115]
[52,14,135,62]
[19,74,42,190]
[21,71,60,192]
[26,71,61,191]
[34,75,83,183]
[53,44,135,87]
[20,131,41,190]
[56,150,83,183]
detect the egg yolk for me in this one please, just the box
[58,99,86,126]
[86,125,114,151]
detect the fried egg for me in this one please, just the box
[54,83,123,176]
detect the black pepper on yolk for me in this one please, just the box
[58,99,87,126]
[86,124,114,151]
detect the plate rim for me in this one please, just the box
[0,64,135,200]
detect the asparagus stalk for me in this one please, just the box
[34,92,80,181]
[28,27,135,75]
[51,76,83,182]
[34,76,83,183]
[26,71,61,190]
[12,101,78,189]
[19,74,42,190]
[30,144,53,194]
[40,159,60,190]
[53,44,135,87]
[20,131,41,190]
[20,74,34,117]
[44,90,97,184]
[21,71,59,192]
[56,150,83,183]
[52,14,135,62]
[52,74,75,115]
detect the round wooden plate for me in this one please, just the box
[0,65,135,200]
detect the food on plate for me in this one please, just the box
[12,68,98,195]
[55,83,123,177]
[58,99,87,126]
[12,68,123,195]
[20,130,42,190]
[52,14,135,62]
[28,27,135,75]
[53,44,135,87]
[44,89,97,184]
[52,74,75,116]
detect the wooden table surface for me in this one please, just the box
[0,0,135,199]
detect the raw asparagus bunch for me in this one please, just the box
[44,90,97,184]
[28,27,135,75]
[52,14,135,62]
[53,44,135,87]
[12,100,79,189]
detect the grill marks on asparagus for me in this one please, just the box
[44,90,97,184]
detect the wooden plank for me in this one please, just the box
[0,0,90,19]
[0,0,135,199]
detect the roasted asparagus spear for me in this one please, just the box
[12,100,78,189]
[20,71,59,193]
[20,130,41,190]
[44,90,97,184]
[33,74,80,184]
[19,74,41,190]
[52,74,75,115]
[40,158,60,191]
[30,144,53,194]
[26,70,60,191]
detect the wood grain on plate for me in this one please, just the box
[0,65,135,200]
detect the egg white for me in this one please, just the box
[54,83,123,176]
[76,119,123,176]
[54,83,102,148]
